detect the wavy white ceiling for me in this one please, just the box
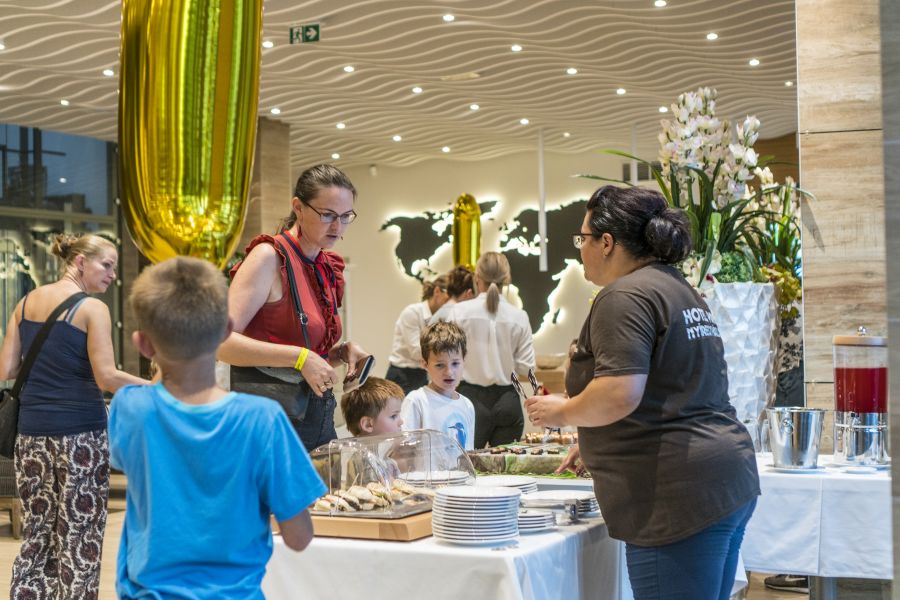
[0,0,797,171]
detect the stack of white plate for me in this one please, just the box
[474,474,539,495]
[517,508,556,534]
[432,486,521,545]
[521,490,600,516]
[399,470,472,488]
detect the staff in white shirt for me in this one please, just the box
[444,252,535,447]
[385,275,449,394]
[429,265,475,324]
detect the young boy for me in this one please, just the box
[341,377,404,436]
[401,321,475,450]
[109,256,326,599]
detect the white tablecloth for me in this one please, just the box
[532,478,747,598]
[263,517,621,600]
[741,454,892,579]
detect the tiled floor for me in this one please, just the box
[0,478,806,599]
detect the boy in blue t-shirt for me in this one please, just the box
[109,256,326,599]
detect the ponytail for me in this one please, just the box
[475,252,511,315]
[485,282,501,314]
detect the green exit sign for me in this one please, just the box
[290,23,320,44]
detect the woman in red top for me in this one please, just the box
[219,164,368,450]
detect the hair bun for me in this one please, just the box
[644,208,692,264]
[50,233,79,260]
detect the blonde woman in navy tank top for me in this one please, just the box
[0,233,147,599]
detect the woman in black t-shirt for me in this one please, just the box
[525,185,759,600]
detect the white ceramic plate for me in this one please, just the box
[432,527,518,537]
[829,462,890,471]
[475,475,538,488]
[432,526,518,538]
[434,496,520,504]
[842,466,878,474]
[437,486,522,500]
[433,534,518,546]
[769,466,823,474]
[433,505,518,514]
[431,515,518,528]
[522,490,595,502]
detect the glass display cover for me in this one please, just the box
[310,429,476,519]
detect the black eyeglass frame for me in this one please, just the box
[302,200,358,225]
[572,231,604,250]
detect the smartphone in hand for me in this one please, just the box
[343,355,375,392]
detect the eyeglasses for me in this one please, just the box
[303,201,357,225]
[572,232,602,249]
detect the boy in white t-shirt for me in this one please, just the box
[401,321,475,450]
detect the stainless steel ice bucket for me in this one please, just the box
[834,412,889,465]
[766,407,825,469]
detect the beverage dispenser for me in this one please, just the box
[833,327,889,465]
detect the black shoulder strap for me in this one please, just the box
[12,292,88,397]
[273,239,312,350]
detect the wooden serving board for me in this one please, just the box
[310,511,433,542]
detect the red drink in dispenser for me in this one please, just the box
[833,329,889,465]
[834,367,888,413]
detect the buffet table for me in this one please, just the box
[742,453,892,580]
[263,516,622,600]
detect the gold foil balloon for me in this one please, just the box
[118,0,263,267]
[452,193,481,271]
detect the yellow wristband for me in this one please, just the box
[294,348,310,371]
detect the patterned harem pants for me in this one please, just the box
[10,430,109,600]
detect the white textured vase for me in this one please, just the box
[703,282,778,424]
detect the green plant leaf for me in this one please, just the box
[574,174,636,187]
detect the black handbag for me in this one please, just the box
[0,292,88,459]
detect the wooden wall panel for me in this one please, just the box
[797,0,886,451]
[797,0,883,133]
[799,130,887,383]
[238,117,292,252]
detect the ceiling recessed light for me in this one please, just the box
[706,32,718,40]
[659,106,668,113]
[392,135,402,142]
[441,146,451,153]
[519,118,530,125]
[0,42,6,51]
[563,132,571,138]
[59,177,67,184]
[102,69,115,77]
[749,58,760,66]
[566,67,578,75]
[270,107,281,115]
[469,103,480,111]
[443,14,455,22]
[785,80,794,87]
[262,40,274,49]
[60,99,69,106]
[331,153,341,160]
[616,88,627,95]
[510,44,523,52]
[343,65,355,73]
[336,122,346,129]
[412,86,423,94]
[654,0,667,6]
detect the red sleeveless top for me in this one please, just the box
[230,231,345,356]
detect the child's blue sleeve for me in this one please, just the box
[108,389,126,471]
[261,410,327,522]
